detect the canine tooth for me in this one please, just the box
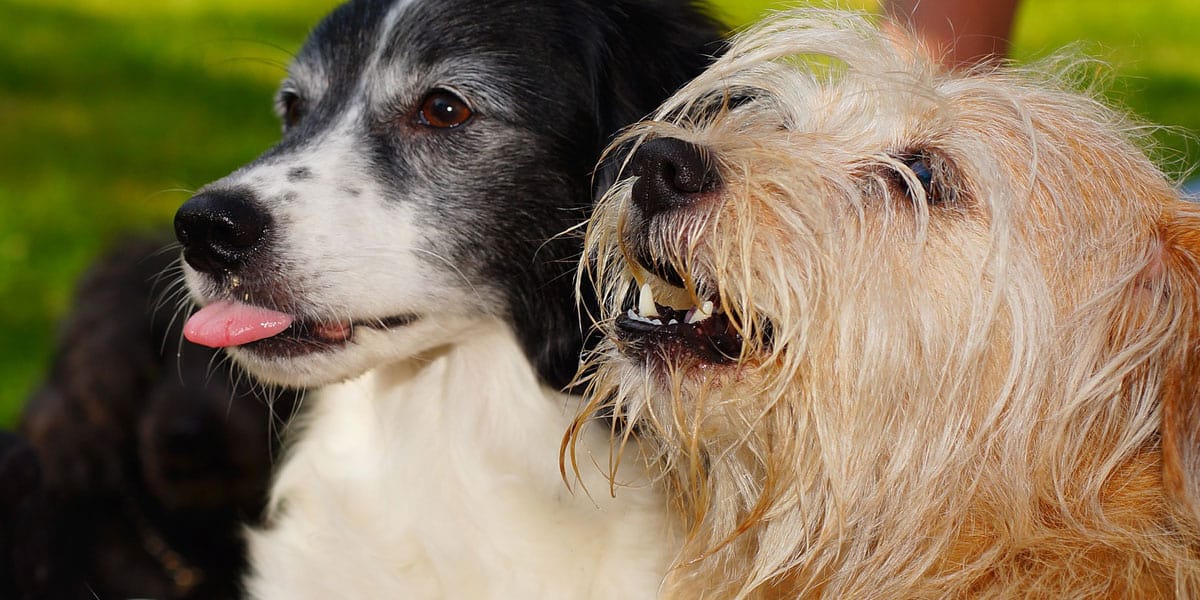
[639,282,660,318]
[687,301,714,324]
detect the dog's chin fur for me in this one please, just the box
[577,9,1200,599]
[177,0,722,596]
[226,316,478,388]
[246,320,677,598]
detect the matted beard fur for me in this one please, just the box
[571,9,1200,599]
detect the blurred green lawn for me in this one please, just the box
[2,0,1198,426]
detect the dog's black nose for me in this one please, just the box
[174,189,270,274]
[630,137,720,217]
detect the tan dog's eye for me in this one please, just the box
[891,151,944,205]
[907,156,933,194]
[416,89,473,129]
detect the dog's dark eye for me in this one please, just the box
[279,91,305,129]
[416,89,473,129]
[725,91,758,111]
[891,151,943,204]
[907,156,933,192]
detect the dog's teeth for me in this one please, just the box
[687,301,714,324]
[627,308,663,326]
[668,319,678,326]
[639,282,660,318]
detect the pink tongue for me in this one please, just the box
[184,300,295,348]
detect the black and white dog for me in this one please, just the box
[174,0,720,596]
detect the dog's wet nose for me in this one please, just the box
[174,189,270,274]
[630,137,719,217]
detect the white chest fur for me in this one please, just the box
[244,323,676,599]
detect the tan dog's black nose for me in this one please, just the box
[174,190,270,274]
[630,137,719,217]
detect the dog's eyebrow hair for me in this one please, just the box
[292,0,405,103]
[376,0,447,64]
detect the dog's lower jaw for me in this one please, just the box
[226,315,482,388]
[243,319,677,599]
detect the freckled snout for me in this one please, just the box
[630,137,720,218]
[174,189,271,274]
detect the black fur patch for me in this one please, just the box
[286,166,313,182]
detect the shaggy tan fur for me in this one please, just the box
[571,10,1200,599]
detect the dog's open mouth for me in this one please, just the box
[184,299,416,358]
[615,273,744,365]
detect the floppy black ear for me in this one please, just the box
[585,0,724,198]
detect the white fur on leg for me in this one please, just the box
[244,320,676,599]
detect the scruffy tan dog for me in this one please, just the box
[572,9,1200,599]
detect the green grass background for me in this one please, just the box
[2,0,1198,426]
